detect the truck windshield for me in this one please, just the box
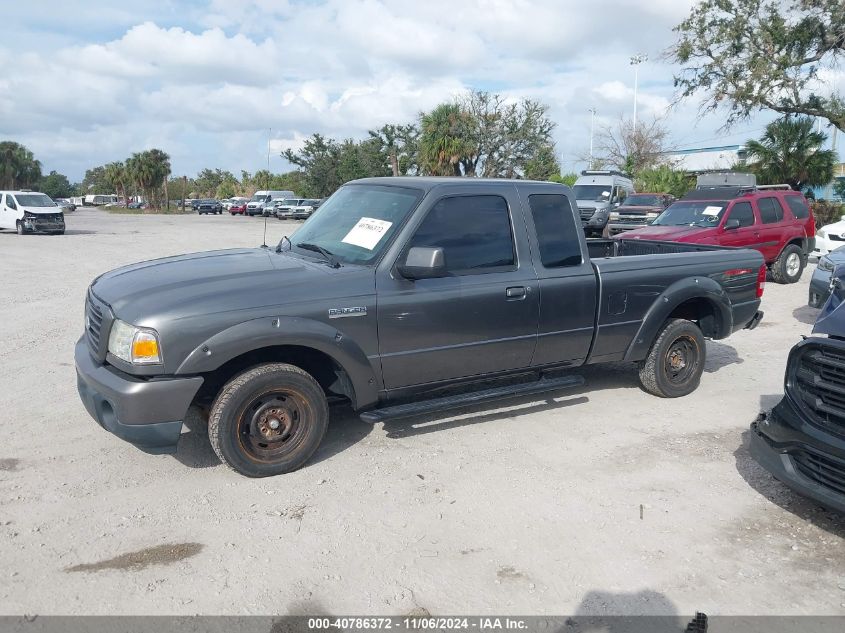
[573,185,611,201]
[288,185,422,265]
[250,194,269,203]
[652,201,727,227]
[624,194,662,206]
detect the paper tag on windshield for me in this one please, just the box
[702,206,722,216]
[341,217,393,250]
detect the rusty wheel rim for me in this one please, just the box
[237,390,311,463]
[663,335,699,386]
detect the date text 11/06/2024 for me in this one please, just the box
[307,618,528,630]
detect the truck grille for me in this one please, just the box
[578,207,594,220]
[793,344,845,436]
[794,451,845,496]
[85,292,113,361]
[617,216,650,225]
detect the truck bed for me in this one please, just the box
[586,237,735,259]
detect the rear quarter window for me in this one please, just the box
[784,195,810,219]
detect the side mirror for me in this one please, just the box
[724,219,741,230]
[397,246,446,280]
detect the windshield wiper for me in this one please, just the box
[296,242,342,268]
[275,235,291,253]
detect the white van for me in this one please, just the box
[0,191,66,235]
[572,170,635,236]
[246,190,295,216]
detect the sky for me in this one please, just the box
[1,0,839,182]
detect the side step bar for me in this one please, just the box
[359,374,585,424]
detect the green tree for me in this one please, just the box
[635,166,696,198]
[523,144,561,181]
[103,162,128,203]
[368,123,419,175]
[549,172,579,187]
[671,0,845,131]
[81,165,112,195]
[38,170,74,198]
[419,103,475,176]
[744,117,837,191]
[834,178,845,200]
[126,149,171,209]
[195,168,236,198]
[0,141,42,189]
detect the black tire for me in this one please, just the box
[771,244,804,284]
[16,221,24,235]
[638,319,706,398]
[208,363,329,477]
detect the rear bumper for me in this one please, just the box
[74,338,203,454]
[750,396,845,514]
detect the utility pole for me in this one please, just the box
[267,127,272,189]
[588,108,597,169]
[630,53,647,129]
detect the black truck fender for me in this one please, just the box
[622,276,733,363]
[174,316,380,409]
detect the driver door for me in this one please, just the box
[718,201,759,248]
[0,194,17,230]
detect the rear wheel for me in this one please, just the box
[638,319,706,398]
[771,244,804,284]
[208,363,329,477]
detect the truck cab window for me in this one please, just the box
[728,201,755,227]
[408,195,515,274]
[528,194,582,267]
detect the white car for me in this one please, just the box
[0,190,66,235]
[813,215,845,257]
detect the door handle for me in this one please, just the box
[506,286,527,299]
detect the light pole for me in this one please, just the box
[588,108,597,169]
[630,53,647,129]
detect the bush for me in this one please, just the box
[811,200,845,229]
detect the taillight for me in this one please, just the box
[756,264,767,298]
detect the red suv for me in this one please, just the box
[623,186,815,283]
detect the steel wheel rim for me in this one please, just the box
[663,335,699,385]
[786,253,800,276]
[236,390,310,463]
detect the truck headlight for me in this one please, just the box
[609,212,620,220]
[108,319,162,364]
[818,256,835,272]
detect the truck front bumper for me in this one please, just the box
[74,338,204,454]
[749,395,845,514]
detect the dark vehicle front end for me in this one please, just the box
[809,249,845,307]
[197,199,222,214]
[750,285,845,513]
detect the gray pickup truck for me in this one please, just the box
[75,177,765,477]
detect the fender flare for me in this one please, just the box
[623,276,733,362]
[175,316,379,409]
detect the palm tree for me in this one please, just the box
[745,117,837,192]
[103,161,127,203]
[126,149,170,209]
[0,141,42,189]
[419,104,475,176]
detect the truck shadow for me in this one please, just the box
[704,340,743,373]
[793,305,820,325]
[733,397,845,538]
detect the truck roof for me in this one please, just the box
[349,177,567,192]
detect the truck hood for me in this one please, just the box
[21,205,63,215]
[622,225,714,241]
[90,248,366,325]
[616,205,663,215]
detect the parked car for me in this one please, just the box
[196,199,223,215]
[0,190,65,235]
[808,246,845,307]
[53,198,76,213]
[229,197,249,215]
[291,199,323,220]
[812,214,845,257]
[75,177,764,477]
[623,181,815,284]
[751,274,845,514]
[246,190,295,216]
[604,193,674,236]
[573,170,636,236]
[127,201,145,209]
[274,198,306,219]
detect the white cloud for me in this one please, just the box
[5,0,828,181]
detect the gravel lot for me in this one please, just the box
[1,208,844,616]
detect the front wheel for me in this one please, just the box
[771,244,804,284]
[16,221,24,235]
[208,363,329,477]
[638,319,706,398]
